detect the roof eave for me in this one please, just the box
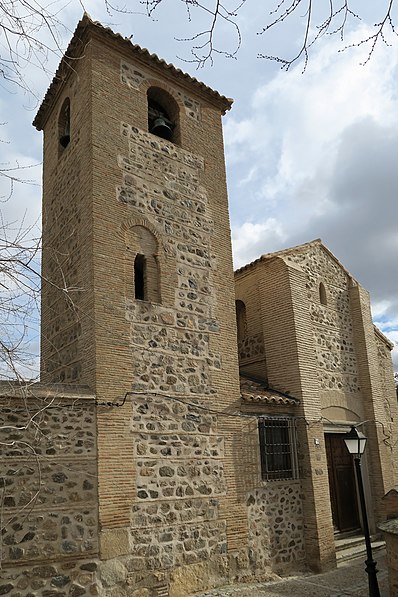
[374,324,395,350]
[235,238,359,285]
[33,13,233,131]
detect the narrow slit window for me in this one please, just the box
[134,254,146,300]
[235,300,247,343]
[59,98,71,151]
[319,282,327,306]
[130,226,161,303]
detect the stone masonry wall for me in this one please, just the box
[131,396,227,566]
[238,333,265,365]
[236,256,338,572]
[116,124,228,586]
[0,385,99,596]
[284,246,360,395]
[97,395,228,596]
[90,44,245,595]
[376,332,397,423]
[247,482,305,573]
[375,331,398,485]
[92,101,248,594]
[118,121,221,398]
[379,519,398,597]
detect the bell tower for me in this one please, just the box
[34,14,248,593]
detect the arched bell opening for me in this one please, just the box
[147,87,180,144]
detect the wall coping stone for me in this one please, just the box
[0,381,95,400]
[379,518,398,535]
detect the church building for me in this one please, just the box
[0,14,397,597]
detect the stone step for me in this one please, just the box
[335,533,368,552]
[336,538,385,564]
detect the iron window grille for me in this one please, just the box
[258,417,299,481]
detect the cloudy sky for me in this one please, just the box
[1,0,398,374]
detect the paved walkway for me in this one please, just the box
[193,552,389,596]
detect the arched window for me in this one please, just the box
[235,300,247,343]
[58,98,71,152]
[319,282,327,306]
[130,226,160,303]
[147,87,180,144]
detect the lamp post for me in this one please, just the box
[343,426,380,597]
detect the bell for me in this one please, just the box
[150,117,173,141]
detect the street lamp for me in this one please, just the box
[343,426,380,597]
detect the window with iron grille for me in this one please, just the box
[258,417,298,481]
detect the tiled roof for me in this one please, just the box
[240,375,299,406]
[33,13,233,130]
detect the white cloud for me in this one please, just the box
[372,300,395,321]
[382,329,398,369]
[232,219,287,268]
[226,23,398,371]
[226,23,398,220]
[2,7,397,375]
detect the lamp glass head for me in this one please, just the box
[344,426,367,456]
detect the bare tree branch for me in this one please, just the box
[0,212,41,380]
[103,1,398,70]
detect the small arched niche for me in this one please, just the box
[58,98,71,154]
[130,226,161,303]
[147,87,180,144]
[319,282,327,306]
[235,300,247,343]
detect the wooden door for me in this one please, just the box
[325,434,360,533]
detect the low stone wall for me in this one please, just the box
[2,559,99,596]
[0,383,99,596]
[1,382,308,595]
[247,481,306,573]
[379,518,398,597]
[379,489,398,596]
